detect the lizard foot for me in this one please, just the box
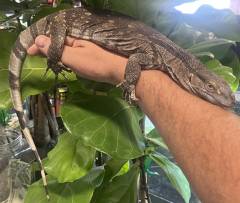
[116,80,139,104]
[47,59,72,75]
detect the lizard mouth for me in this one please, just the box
[204,92,235,108]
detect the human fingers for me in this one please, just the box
[27,35,126,84]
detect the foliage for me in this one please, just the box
[0,108,10,126]
[45,133,96,183]
[24,167,105,203]
[150,152,191,203]
[61,84,145,159]
[0,0,239,203]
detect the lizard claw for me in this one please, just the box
[123,85,139,104]
[116,80,127,88]
[60,71,69,81]
[117,80,139,104]
[57,61,72,73]
[130,88,139,101]
[42,67,50,79]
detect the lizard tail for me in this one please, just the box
[9,17,50,200]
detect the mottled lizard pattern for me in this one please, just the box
[9,7,235,198]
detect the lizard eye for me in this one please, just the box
[206,82,215,91]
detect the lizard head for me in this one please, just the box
[188,68,235,108]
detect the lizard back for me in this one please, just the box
[63,7,234,107]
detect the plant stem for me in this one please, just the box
[139,156,152,203]
[138,116,152,203]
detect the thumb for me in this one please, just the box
[35,35,51,56]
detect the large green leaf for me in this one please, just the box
[150,152,191,203]
[45,132,96,183]
[220,49,240,91]
[91,164,139,203]
[61,85,145,159]
[0,30,76,109]
[145,128,168,150]
[223,49,240,78]
[24,167,105,203]
[0,31,19,108]
[187,39,236,60]
[1,56,76,108]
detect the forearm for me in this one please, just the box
[136,70,240,203]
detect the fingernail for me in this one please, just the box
[35,37,46,48]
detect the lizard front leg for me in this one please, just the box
[47,16,68,76]
[117,53,153,103]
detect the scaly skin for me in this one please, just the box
[8,7,235,199]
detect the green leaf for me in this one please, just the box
[224,49,240,78]
[150,152,191,203]
[21,57,75,94]
[0,31,18,108]
[24,167,105,203]
[76,77,115,94]
[1,55,76,109]
[103,158,130,181]
[0,108,10,126]
[193,51,215,59]
[0,30,76,109]
[61,84,145,159]
[45,132,96,183]
[0,11,6,21]
[116,161,130,176]
[145,128,168,150]
[91,164,139,203]
[220,49,240,91]
[187,39,235,59]
[144,156,159,176]
[104,159,128,181]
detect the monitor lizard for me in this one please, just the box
[8,7,235,198]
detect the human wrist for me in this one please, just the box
[135,70,168,104]
[108,55,127,85]
[134,70,188,136]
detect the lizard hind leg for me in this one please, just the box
[117,53,153,104]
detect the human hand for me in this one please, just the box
[27,35,127,85]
